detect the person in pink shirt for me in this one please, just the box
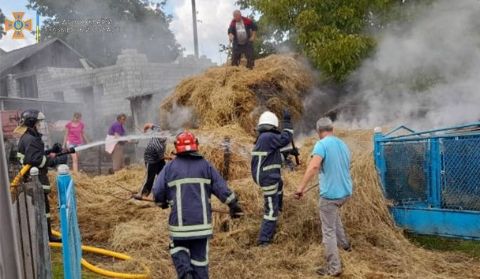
[63,112,88,173]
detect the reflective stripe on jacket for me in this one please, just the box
[153,154,236,240]
[251,129,292,190]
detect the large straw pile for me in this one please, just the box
[47,128,480,278]
[48,55,480,278]
[160,55,314,134]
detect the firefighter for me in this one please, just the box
[17,109,62,242]
[153,131,243,279]
[251,110,293,246]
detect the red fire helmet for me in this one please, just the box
[175,131,199,154]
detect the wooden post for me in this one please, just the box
[30,167,51,279]
[222,136,231,180]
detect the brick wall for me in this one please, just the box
[34,49,214,138]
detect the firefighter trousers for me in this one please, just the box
[170,238,209,279]
[258,181,283,243]
[39,171,59,242]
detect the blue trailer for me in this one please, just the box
[374,123,480,240]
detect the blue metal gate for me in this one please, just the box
[374,123,480,239]
[57,165,82,279]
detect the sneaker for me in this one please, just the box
[316,267,342,277]
[257,241,271,247]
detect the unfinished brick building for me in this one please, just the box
[0,38,214,138]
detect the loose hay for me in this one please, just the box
[48,56,480,278]
[160,55,314,134]
[49,130,480,278]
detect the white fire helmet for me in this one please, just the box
[258,111,279,128]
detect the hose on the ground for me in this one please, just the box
[50,230,150,279]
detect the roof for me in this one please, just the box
[0,38,95,75]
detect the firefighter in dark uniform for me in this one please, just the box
[153,131,243,279]
[17,109,62,242]
[251,110,293,246]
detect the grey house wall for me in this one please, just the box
[36,49,214,137]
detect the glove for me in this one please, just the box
[291,147,299,157]
[45,143,62,155]
[282,109,293,132]
[229,202,244,219]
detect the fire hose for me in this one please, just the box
[49,230,150,279]
[10,147,76,189]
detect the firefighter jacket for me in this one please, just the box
[17,128,55,169]
[153,153,237,240]
[251,128,293,192]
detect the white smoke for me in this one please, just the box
[343,0,480,129]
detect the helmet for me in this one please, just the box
[258,111,279,128]
[20,109,45,128]
[175,131,198,154]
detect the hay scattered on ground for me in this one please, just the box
[48,56,480,278]
[48,129,480,278]
[160,55,314,134]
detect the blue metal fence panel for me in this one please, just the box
[57,168,82,279]
[391,206,480,240]
[382,141,429,205]
[441,137,480,211]
[374,124,480,240]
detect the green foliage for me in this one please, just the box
[238,0,394,81]
[28,0,181,66]
[0,9,5,40]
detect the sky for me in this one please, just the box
[0,0,240,64]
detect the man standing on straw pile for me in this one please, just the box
[251,110,293,246]
[228,10,257,69]
[295,117,353,277]
[153,131,243,279]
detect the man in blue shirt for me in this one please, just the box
[294,117,353,277]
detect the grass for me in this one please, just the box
[407,232,480,259]
[51,250,100,279]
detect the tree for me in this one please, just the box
[27,0,181,66]
[0,9,5,40]
[238,0,394,82]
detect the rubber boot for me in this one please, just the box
[47,218,62,243]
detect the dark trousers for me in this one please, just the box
[232,42,255,69]
[258,181,283,243]
[139,160,165,196]
[39,170,58,241]
[170,238,209,279]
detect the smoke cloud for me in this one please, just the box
[337,0,480,129]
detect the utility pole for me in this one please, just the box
[191,0,199,59]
